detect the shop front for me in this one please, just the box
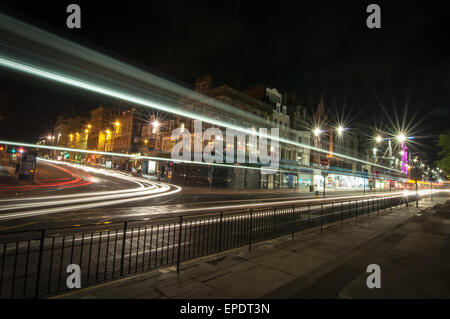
[314,173,366,190]
[298,174,312,188]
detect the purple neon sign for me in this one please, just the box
[401,143,408,174]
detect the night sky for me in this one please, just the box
[0,0,449,161]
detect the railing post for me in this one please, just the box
[34,229,46,298]
[431,182,433,201]
[320,204,323,232]
[177,216,183,273]
[291,205,295,239]
[218,212,223,251]
[273,208,276,238]
[367,199,370,218]
[373,197,375,213]
[308,205,311,228]
[341,201,344,226]
[120,221,128,276]
[249,209,253,251]
[331,202,334,222]
[355,200,358,221]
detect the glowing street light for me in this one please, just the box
[397,133,406,143]
[376,135,383,143]
[336,126,344,136]
[114,121,120,127]
[152,120,160,128]
[313,127,321,137]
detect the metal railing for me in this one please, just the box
[0,194,418,298]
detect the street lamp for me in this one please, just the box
[396,133,406,143]
[336,126,344,136]
[376,135,383,143]
[313,127,321,137]
[152,120,160,128]
[114,121,121,134]
[152,120,161,134]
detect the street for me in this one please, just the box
[0,159,413,232]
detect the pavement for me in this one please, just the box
[54,192,450,299]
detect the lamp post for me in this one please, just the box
[151,120,162,154]
[313,125,348,194]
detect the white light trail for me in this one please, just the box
[0,160,182,221]
[0,55,402,174]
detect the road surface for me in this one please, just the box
[0,159,431,232]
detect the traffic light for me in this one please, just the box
[64,152,69,159]
[10,148,16,154]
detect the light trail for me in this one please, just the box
[0,140,404,185]
[168,192,406,215]
[0,56,401,173]
[0,185,181,221]
[0,159,93,191]
[0,139,294,174]
[0,158,149,202]
[0,160,182,221]
[0,12,402,173]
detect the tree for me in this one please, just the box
[436,130,450,179]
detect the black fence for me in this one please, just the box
[0,194,418,298]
